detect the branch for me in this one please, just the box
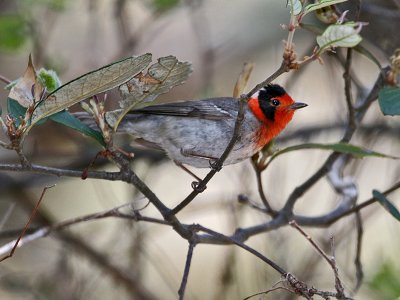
[280,67,388,215]
[0,74,11,85]
[251,155,276,215]
[289,221,347,299]
[0,185,54,262]
[295,180,400,226]
[196,224,352,299]
[195,224,287,275]
[343,48,356,131]
[178,241,196,300]
[243,286,296,300]
[0,201,170,257]
[353,212,364,294]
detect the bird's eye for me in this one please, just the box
[271,99,280,106]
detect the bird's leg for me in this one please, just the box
[180,148,222,171]
[209,160,222,171]
[174,161,206,192]
[174,161,201,181]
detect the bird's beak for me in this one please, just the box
[289,102,308,110]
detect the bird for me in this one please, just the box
[112,84,307,169]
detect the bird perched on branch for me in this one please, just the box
[111,84,307,168]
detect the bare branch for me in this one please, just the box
[353,212,364,294]
[251,156,276,215]
[289,221,347,299]
[295,180,400,226]
[195,224,287,275]
[281,67,388,215]
[243,286,296,300]
[0,74,11,85]
[0,201,169,258]
[178,241,196,300]
[343,48,356,131]
[0,184,55,262]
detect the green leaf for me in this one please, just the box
[7,98,27,127]
[373,190,400,222]
[7,97,104,145]
[317,22,363,52]
[7,97,48,126]
[37,68,61,93]
[28,53,152,132]
[304,0,347,16]
[49,111,105,146]
[106,55,192,130]
[0,15,27,51]
[265,142,398,169]
[378,86,400,116]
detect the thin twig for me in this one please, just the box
[252,162,276,215]
[0,74,11,85]
[192,225,353,299]
[237,194,268,213]
[343,48,356,131]
[246,61,288,97]
[307,180,400,225]
[0,201,170,257]
[195,224,287,275]
[178,241,196,300]
[289,221,347,299]
[1,162,398,247]
[353,211,364,294]
[243,286,295,300]
[281,67,388,215]
[0,184,55,262]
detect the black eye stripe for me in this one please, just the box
[259,99,276,122]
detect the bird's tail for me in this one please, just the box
[73,111,143,134]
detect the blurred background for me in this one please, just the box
[0,0,399,299]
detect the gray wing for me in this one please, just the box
[129,97,239,120]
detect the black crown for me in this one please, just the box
[258,84,286,101]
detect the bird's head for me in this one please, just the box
[248,84,307,129]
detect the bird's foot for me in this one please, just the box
[191,181,207,193]
[209,159,223,171]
